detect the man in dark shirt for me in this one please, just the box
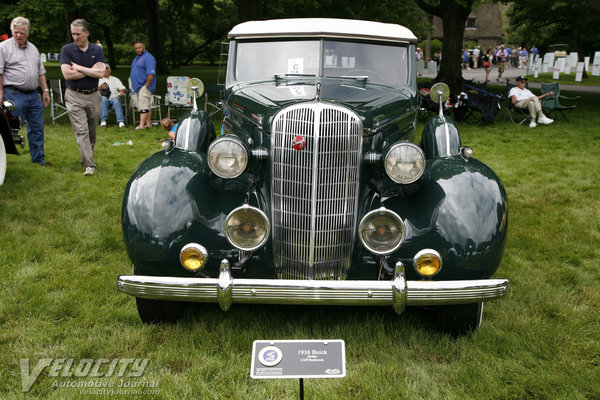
[60,19,105,176]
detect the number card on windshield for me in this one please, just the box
[251,340,345,379]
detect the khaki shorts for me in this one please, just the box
[497,62,505,73]
[134,86,152,111]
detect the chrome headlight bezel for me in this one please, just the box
[358,207,405,255]
[207,136,249,179]
[413,249,443,277]
[224,205,270,251]
[179,243,209,272]
[384,141,426,184]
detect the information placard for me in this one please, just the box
[251,340,346,379]
[575,62,584,82]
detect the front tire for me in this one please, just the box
[135,297,189,324]
[133,265,189,323]
[436,302,484,336]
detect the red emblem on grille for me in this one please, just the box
[292,135,306,151]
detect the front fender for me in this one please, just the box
[122,149,244,277]
[384,155,508,279]
[421,115,461,158]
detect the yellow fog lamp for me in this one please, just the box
[413,249,442,277]
[225,205,270,251]
[358,207,405,255]
[180,243,208,271]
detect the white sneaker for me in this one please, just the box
[118,121,125,128]
[100,120,107,127]
[83,167,95,176]
[529,121,537,128]
[538,116,554,125]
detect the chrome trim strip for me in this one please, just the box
[117,268,510,312]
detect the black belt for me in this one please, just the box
[4,85,38,94]
[68,87,98,94]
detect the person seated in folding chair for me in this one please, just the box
[98,64,126,128]
[509,76,554,128]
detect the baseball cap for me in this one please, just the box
[516,75,528,82]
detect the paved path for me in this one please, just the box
[421,65,600,93]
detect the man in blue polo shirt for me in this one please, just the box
[130,40,156,130]
[60,19,105,176]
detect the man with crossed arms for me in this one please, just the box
[60,19,105,176]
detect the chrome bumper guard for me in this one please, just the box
[117,260,510,314]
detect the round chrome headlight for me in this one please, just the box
[207,136,248,179]
[225,205,270,251]
[384,142,426,184]
[180,243,208,272]
[358,207,405,255]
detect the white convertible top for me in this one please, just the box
[228,18,417,43]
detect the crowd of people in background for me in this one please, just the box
[415,44,538,83]
[457,44,540,82]
[1,16,163,177]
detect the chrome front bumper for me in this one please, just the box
[117,260,510,314]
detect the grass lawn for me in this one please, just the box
[1,68,599,399]
[526,72,600,86]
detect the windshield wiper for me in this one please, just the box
[274,73,317,80]
[338,75,369,82]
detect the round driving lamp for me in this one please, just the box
[413,249,442,277]
[225,205,270,251]
[358,207,405,255]
[384,142,426,184]
[207,136,248,179]
[180,243,208,272]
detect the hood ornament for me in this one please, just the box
[315,82,322,101]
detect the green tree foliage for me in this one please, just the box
[259,0,429,39]
[506,0,600,59]
[0,0,442,70]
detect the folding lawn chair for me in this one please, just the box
[49,79,68,124]
[540,82,579,122]
[504,80,530,125]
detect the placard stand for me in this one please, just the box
[251,340,346,400]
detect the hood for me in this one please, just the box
[224,78,417,133]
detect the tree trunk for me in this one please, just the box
[435,1,473,92]
[237,0,260,22]
[101,26,116,69]
[414,0,475,93]
[566,2,588,79]
[145,0,169,75]
[425,14,433,62]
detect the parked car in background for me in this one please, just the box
[118,18,510,335]
[0,101,24,185]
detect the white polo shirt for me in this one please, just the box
[509,86,535,102]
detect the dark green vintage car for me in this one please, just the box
[118,18,509,334]
[0,100,24,186]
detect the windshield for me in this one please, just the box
[234,39,408,85]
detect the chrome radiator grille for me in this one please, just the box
[271,103,362,280]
